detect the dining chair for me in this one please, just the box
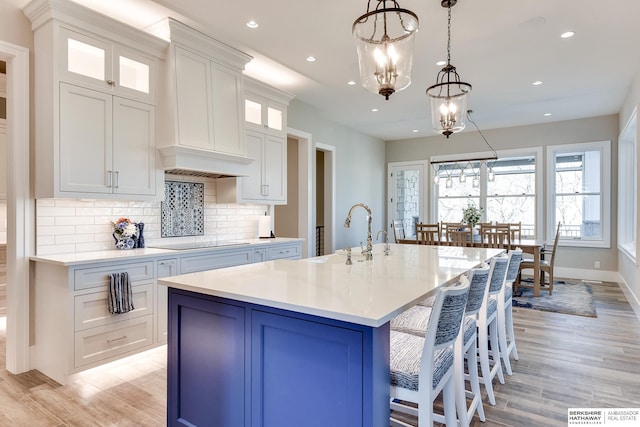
[448,227,472,247]
[390,279,470,427]
[497,222,521,242]
[476,254,508,406]
[516,222,560,295]
[392,219,406,243]
[483,226,511,251]
[440,222,462,242]
[416,223,441,245]
[497,248,523,376]
[391,268,490,427]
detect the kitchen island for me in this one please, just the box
[159,243,504,427]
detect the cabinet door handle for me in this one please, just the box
[106,79,116,86]
[106,170,112,187]
[107,335,127,343]
[114,171,119,188]
[262,184,269,196]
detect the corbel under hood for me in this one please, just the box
[159,146,254,179]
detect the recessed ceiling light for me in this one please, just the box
[436,60,447,66]
[306,56,317,62]
[532,80,543,86]
[347,80,356,86]
[544,113,552,116]
[246,20,259,29]
[560,31,575,38]
[371,108,379,112]
[412,129,419,133]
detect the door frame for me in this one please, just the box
[387,161,428,239]
[316,143,336,255]
[0,39,32,374]
[287,127,313,259]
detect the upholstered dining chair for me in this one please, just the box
[416,223,440,245]
[497,248,523,376]
[476,254,508,406]
[391,267,490,427]
[390,279,470,427]
[516,222,560,295]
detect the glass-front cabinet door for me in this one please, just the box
[244,96,285,136]
[60,28,154,102]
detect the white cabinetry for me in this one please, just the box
[0,119,5,200]
[156,258,177,344]
[217,77,293,205]
[157,19,253,175]
[23,0,166,200]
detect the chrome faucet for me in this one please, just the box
[377,230,390,256]
[344,203,373,260]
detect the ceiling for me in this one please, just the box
[70,0,640,141]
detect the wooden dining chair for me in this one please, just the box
[441,222,463,244]
[448,228,472,247]
[496,222,521,242]
[483,226,511,251]
[416,223,440,245]
[516,222,560,295]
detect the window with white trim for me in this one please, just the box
[618,111,637,261]
[432,149,541,237]
[546,141,611,248]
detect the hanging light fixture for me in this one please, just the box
[352,0,419,100]
[426,0,471,137]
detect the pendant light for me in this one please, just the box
[353,0,419,100]
[426,0,471,137]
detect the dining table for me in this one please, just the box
[397,237,546,296]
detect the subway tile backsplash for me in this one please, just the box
[35,175,269,255]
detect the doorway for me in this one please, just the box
[315,143,335,256]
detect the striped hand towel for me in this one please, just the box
[108,272,135,314]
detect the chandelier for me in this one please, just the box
[426,0,471,137]
[352,0,419,100]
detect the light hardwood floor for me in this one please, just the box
[0,280,638,426]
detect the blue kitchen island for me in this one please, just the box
[159,244,503,427]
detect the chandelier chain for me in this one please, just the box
[447,4,452,65]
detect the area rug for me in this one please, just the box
[512,279,597,318]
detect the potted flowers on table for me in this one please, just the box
[462,204,483,235]
[112,217,138,250]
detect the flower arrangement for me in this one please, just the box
[112,217,138,238]
[462,205,483,227]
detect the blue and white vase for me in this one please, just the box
[113,233,135,250]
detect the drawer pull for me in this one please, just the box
[107,335,127,343]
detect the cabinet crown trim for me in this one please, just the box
[166,18,252,69]
[23,0,168,58]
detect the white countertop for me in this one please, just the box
[30,238,303,266]
[159,243,504,327]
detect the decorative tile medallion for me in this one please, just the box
[161,181,205,237]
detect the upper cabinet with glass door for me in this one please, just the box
[60,27,156,103]
[244,77,290,137]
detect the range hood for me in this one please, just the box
[159,146,254,179]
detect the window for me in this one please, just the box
[432,148,541,237]
[618,111,637,261]
[547,141,611,248]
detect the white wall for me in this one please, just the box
[386,114,620,276]
[288,99,386,251]
[35,175,269,255]
[618,70,640,304]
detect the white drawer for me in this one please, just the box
[267,244,301,260]
[74,261,155,291]
[179,249,252,274]
[74,315,153,368]
[74,283,153,331]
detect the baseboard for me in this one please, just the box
[553,267,621,283]
[618,277,640,323]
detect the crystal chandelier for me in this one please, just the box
[353,0,419,100]
[426,0,471,137]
